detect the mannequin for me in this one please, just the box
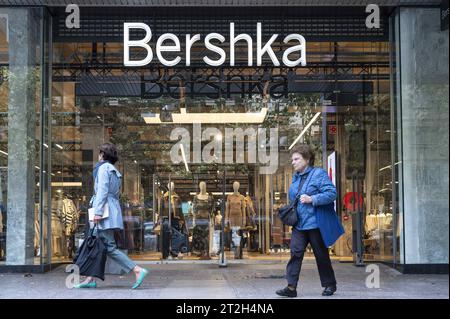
[161,182,183,220]
[210,210,222,256]
[244,191,256,228]
[214,210,223,230]
[192,181,214,259]
[225,181,246,259]
[186,201,195,231]
[161,182,185,259]
[243,191,258,252]
[194,182,214,219]
[225,181,246,227]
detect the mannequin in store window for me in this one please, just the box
[160,182,186,259]
[192,181,214,259]
[225,181,246,259]
[51,192,66,258]
[214,210,223,230]
[61,193,79,259]
[161,182,183,222]
[243,191,258,252]
[244,191,256,229]
[226,181,245,228]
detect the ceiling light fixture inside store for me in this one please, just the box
[288,112,321,150]
[180,144,190,172]
[190,192,235,196]
[141,107,268,124]
[51,182,82,187]
[0,150,8,156]
[109,99,119,106]
[378,161,402,172]
[55,144,64,150]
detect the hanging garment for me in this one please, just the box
[211,230,221,255]
[193,194,214,219]
[51,210,64,257]
[34,204,40,253]
[231,226,243,259]
[61,199,79,236]
[244,195,256,228]
[192,194,214,257]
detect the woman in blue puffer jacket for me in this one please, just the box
[276,144,342,298]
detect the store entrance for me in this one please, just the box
[115,149,264,262]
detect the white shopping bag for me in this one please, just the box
[88,203,109,221]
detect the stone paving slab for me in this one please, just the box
[0,261,448,299]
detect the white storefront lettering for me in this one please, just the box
[124,22,306,67]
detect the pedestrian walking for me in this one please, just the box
[74,142,149,289]
[276,144,344,297]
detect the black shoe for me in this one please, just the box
[322,285,337,296]
[276,286,297,297]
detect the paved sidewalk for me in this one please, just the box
[0,260,448,299]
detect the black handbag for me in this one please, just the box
[278,172,310,226]
[73,224,107,281]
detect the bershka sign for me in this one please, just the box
[124,22,306,67]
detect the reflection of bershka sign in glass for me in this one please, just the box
[123,22,306,67]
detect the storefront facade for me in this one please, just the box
[0,1,448,274]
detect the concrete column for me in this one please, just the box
[397,8,449,265]
[6,8,40,265]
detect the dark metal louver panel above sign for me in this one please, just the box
[53,13,388,42]
[0,0,442,6]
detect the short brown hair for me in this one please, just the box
[290,144,315,166]
[99,142,119,164]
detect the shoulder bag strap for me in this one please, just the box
[303,168,318,193]
[295,171,310,199]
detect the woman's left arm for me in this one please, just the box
[311,169,337,207]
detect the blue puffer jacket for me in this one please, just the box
[289,166,337,231]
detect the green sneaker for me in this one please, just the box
[132,268,149,289]
[74,281,97,289]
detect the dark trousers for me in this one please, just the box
[286,228,336,288]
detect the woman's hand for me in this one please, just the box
[300,194,313,204]
[93,215,102,223]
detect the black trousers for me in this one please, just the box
[286,228,336,288]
